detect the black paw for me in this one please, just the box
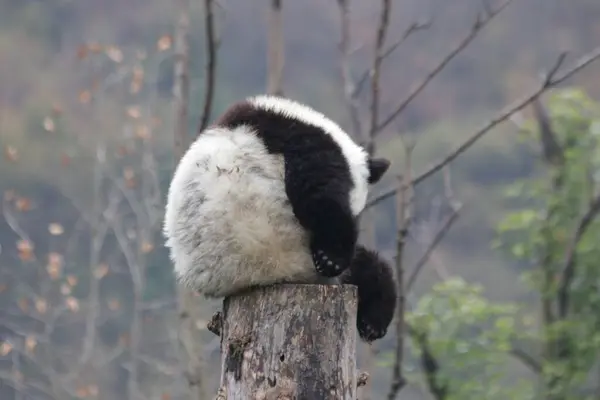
[311,249,348,277]
[343,245,397,342]
[358,316,389,342]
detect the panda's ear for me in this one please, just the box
[368,158,390,184]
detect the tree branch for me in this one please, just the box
[405,203,462,292]
[353,19,431,100]
[375,0,515,134]
[173,0,191,160]
[365,46,600,209]
[509,346,542,374]
[198,0,218,132]
[266,0,284,96]
[408,325,448,400]
[337,0,363,139]
[558,192,600,317]
[368,0,392,154]
[387,143,415,400]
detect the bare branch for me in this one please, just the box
[366,46,600,208]
[387,144,415,400]
[198,0,218,132]
[510,346,542,373]
[266,0,284,96]
[532,96,564,166]
[353,19,431,100]
[376,0,515,134]
[337,0,363,139]
[558,192,600,317]
[173,0,191,160]
[408,325,448,400]
[412,48,600,185]
[368,0,392,154]
[405,203,462,292]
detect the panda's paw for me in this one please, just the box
[357,316,388,342]
[312,249,349,277]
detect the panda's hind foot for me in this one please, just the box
[343,245,397,342]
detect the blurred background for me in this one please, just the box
[1,0,600,399]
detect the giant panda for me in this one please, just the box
[163,95,397,341]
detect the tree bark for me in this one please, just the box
[218,284,358,400]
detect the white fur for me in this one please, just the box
[164,126,331,297]
[248,95,370,216]
[163,98,372,297]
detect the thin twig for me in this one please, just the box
[558,192,600,317]
[173,0,191,160]
[376,0,515,134]
[337,0,363,139]
[198,0,218,132]
[510,346,542,373]
[409,326,448,400]
[368,0,392,154]
[387,143,415,400]
[353,19,431,99]
[365,46,600,209]
[405,203,462,292]
[266,0,284,96]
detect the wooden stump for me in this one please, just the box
[218,284,358,400]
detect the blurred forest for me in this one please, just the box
[1,0,600,399]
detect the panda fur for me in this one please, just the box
[163,95,397,341]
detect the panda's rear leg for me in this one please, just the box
[342,245,397,342]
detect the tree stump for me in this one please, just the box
[218,284,358,400]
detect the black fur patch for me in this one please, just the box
[213,99,358,277]
[343,246,397,342]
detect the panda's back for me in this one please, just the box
[163,126,319,297]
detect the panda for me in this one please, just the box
[163,95,397,342]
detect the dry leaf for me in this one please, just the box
[108,299,120,311]
[105,46,123,63]
[61,154,71,167]
[141,241,154,254]
[88,385,99,397]
[48,223,64,236]
[157,35,172,51]
[17,239,34,261]
[52,103,63,116]
[76,44,88,60]
[60,283,72,295]
[126,106,141,119]
[0,283,6,293]
[43,117,55,132]
[18,298,29,313]
[15,197,32,211]
[161,393,171,400]
[47,252,63,279]
[66,296,80,312]
[94,263,109,279]
[4,145,18,162]
[123,167,135,180]
[25,336,37,353]
[0,342,12,356]
[135,124,150,140]
[66,275,78,287]
[130,66,144,94]
[87,43,104,53]
[79,90,91,104]
[35,298,48,314]
[76,386,89,398]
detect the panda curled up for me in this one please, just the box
[163,95,397,342]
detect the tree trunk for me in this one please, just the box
[218,284,358,400]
